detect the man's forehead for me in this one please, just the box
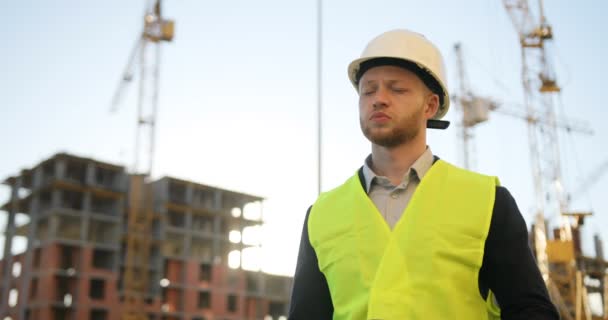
[359,66,422,83]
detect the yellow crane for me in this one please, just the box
[503,1,606,319]
[111,1,174,319]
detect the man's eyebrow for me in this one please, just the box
[360,79,408,87]
[360,80,377,85]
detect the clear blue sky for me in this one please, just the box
[1,0,607,276]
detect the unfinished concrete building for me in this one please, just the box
[0,153,292,320]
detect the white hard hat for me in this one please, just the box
[348,29,450,120]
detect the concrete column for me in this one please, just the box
[82,192,91,242]
[117,172,128,193]
[239,204,244,271]
[74,189,89,318]
[117,196,125,217]
[213,190,222,211]
[184,210,192,260]
[49,215,59,241]
[185,209,193,231]
[183,230,191,287]
[55,158,66,181]
[18,192,40,320]
[51,189,61,209]
[256,200,265,297]
[0,177,21,317]
[185,183,193,204]
[32,164,43,189]
[156,179,168,204]
[212,190,223,264]
[85,162,95,186]
[212,215,222,265]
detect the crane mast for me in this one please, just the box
[111,1,174,319]
[503,0,563,282]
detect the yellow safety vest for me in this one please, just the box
[308,160,501,319]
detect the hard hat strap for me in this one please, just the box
[427,119,450,130]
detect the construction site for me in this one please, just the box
[1,0,607,319]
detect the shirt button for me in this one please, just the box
[391,193,399,199]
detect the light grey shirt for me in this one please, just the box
[362,147,434,229]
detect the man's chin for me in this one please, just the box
[363,127,420,148]
[366,135,405,148]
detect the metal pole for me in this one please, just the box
[316,0,323,195]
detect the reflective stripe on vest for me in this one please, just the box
[308,160,501,319]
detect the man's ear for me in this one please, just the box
[425,93,440,119]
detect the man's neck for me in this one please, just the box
[370,139,427,186]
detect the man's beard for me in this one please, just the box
[360,106,424,148]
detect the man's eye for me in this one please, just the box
[392,88,407,93]
[363,89,376,95]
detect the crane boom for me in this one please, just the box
[110,37,142,112]
[491,104,593,135]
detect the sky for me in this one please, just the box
[1,0,607,277]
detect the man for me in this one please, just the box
[288,29,559,319]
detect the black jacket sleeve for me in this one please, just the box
[479,186,560,319]
[288,206,333,320]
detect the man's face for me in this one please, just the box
[358,65,438,148]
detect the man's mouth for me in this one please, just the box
[370,112,391,121]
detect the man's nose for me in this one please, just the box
[372,87,389,109]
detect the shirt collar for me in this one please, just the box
[362,147,434,193]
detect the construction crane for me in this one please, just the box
[452,43,497,170]
[110,1,174,319]
[452,43,590,170]
[503,1,606,319]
